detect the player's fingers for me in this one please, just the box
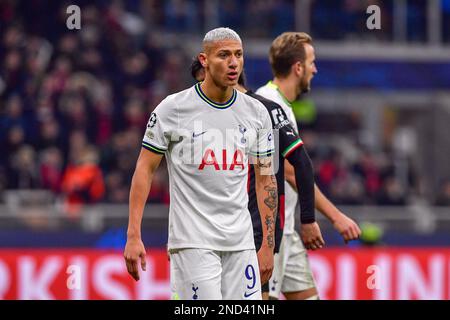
[342,231,350,243]
[140,253,147,271]
[125,259,133,276]
[126,258,139,281]
[315,239,323,249]
[355,224,362,236]
[129,260,138,279]
[357,223,362,234]
[317,234,325,246]
[305,240,314,250]
[350,226,360,240]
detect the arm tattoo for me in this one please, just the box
[265,214,275,248]
[263,177,277,249]
[264,185,277,210]
[257,158,272,169]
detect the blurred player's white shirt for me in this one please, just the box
[256,81,298,236]
[143,83,274,251]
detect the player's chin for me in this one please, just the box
[225,78,238,86]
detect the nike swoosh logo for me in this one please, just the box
[192,131,207,138]
[244,290,259,298]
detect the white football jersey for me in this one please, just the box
[143,83,274,251]
[256,81,299,235]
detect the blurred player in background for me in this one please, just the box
[256,32,362,300]
[191,59,324,299]
[124,27,277,300]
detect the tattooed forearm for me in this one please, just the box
[264,185,278,210]
[256,154,277,250]
[257,158,272,169]
[263,176,277,249]
[271,175,277,185]
[265,214,275,248]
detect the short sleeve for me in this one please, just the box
[142,98,173,154]
[249,107,275,158]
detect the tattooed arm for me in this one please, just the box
[254,156,277,285]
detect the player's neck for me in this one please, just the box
[200,79,234,104]
[234,84,247,93]
[273,77,298,103]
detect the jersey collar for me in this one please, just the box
[267,80,293,107]
[195,82,237,110]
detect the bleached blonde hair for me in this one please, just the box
[203,27,242,46]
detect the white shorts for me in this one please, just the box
[170,248,262,300]
[268,231,316,298]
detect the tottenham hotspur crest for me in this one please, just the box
[238,124,247,144]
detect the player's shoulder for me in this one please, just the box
[165,86,195,104]
[154,85,195,112]
[237,90,266,112]
[246,91,282,113]
[255,83,276,96]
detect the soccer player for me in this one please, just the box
[256,32,362,300]
[124,27,277,300]
[190,59,324,299]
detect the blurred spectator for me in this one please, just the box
[35,118,66,152]
[6,145,40,189]
[0,1,436,208]
[376,176,407,206]
[61,146,105,218]
[67,130,89,164]
[316,149,345,196]
[2,126,26,166]
[329,174,365,205]
[352,151,381,199]
[104,170,128,203]
[39,147,63,194]
[1,94,25,131]
[2,49,26,97]
[147,166,170,204]
[123,97,147,130]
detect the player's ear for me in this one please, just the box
[293,61,304,77]
[198,53,207,68]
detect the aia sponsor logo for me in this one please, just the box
[198,149,245,170]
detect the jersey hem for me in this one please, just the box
[142,141,167,154]
[168,243,256,252]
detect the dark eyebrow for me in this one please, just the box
[217,49,242,54]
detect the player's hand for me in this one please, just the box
[257,245,274,285]
[300,222,325,250]
[333,213,361,244]
[124,237,147,281]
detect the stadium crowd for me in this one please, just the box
[1,1,448,215]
